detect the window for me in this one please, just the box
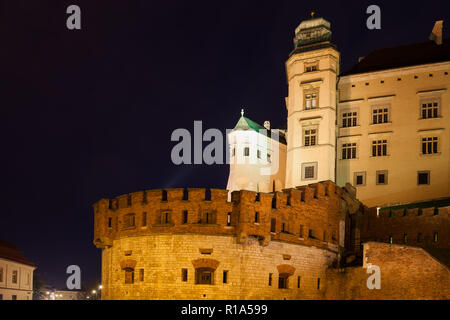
[278,274,289,289]
[376,170,388,185]
[195,268,214,285]
[299,225,304,238]
[268,273,273,286]
[202,212,216,224]
[12,295,17,300]
[232,148,235,157]
[308,229,314,239]
[124,268,134,284]
[305,64,318,72]
[354,172,366,186]
[417,233,422,243]
[223,271,228,284]
[372,106,389,124]
[244,147,250,156]
[257,150,261,159]
[305,92,318,109]
[123,213,136,228]
[183,188,189,200]
[342,112,357,127]
[182,210,188,224]
[139,269,144,282]
[304,129,317,146]
[226,212,231,226]
[267,153,271,163]
[12,270,18,284]
[421,100,439,119]
[418,171,430,185]
[301,162,317,180]
[317,278,321,290]
[281,222,286,233]
[142,212,147,227]
[422,137,438,154]
[342,143,357,159]
[254,212,260,223]
[297,276,301,288]
[162,190,167,201]
[0,267,3,282]
[270,218,276,233]
[372,140,387,156]
[434,232,438,243]
[108,217,112,228]
[404,233,408,244]
[182,269,188,282]
[161,212,170,224]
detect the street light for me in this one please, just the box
[99,285,103,290]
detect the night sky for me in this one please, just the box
[1,0,449,288]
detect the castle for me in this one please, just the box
[93,15,450,299]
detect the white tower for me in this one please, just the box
[226,110,286,196]
[285,15,339,188]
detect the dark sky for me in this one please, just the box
[1,0,449,288]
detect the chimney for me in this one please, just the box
[264,121,270,130]
[429,20,443,45]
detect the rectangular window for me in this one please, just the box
[270,218,276,233]
[354,171,366,186]
[421,137,438,154]
[299,225,304,238]
[304,129,317,146]
[305,92,318,109]
[195,268,213,285]
[317,278,320,290]
[278,275,288,289]
[108,217,112,228]
[125,269,134,284]
[254,212,260,223]
[372,106,389,124]
[123,213,136,228]
[12,270,18,284]
[257,150,261,159]
[308,229,314,239]
[267,153,271,163]
[182,210,188,224]
[161,212,170,224]
[12,295,17,300]
[418,171,430,185]
[227,212,231,226]
[182,269,188,282]
[232,148,235,157]
[223,271,228,284]
[244,147,250,156]
[421,100,439,119]
[0,267,3,282]
[342,112,358,127]
[372,140,387,156]
[142,212,147,227]
[376,170,388,185]
[139,268,144,282]
[305,64,318,73]
[297,276,301,288]
[342,143,357,159]
[268,273,273,286]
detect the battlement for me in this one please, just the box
[93,181,351,251]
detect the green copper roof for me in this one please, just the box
[233,116,266,132]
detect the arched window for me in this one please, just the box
[195,268,214,285]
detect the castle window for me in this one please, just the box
[376,170,388,185]
[342,111,358,127]
[421,137,438,154]
[12,270,18,284]
[195,268,214,285]
[372,140,387,157]
[123,213,136,229]
[272,197,276,209]
[278,273,289,289]
[182,210,188,224]
[244,147,250,156]
[182,269,188,282]
[0,267,3,282]
[418,171,430,185]
[281,222,286,233]
[268,273,273,286]
[223,270,228,284]
[304,91,319,110]
[231,148,235,157]
[202,212,216,224]
[12,295,17,300]
[434,232,438,243]
[342,143,357,159]
[161,212,170,224]
[108,217,112,228]
[299,225,304,238]
[267,153,271,163]
[305,64,318,73]
[317,278,321,290]
[227,212,231,226]
[304,129,317,146]
[270,218,276,233]
[301,162,317,180]
[255,193,260,202]
[254,212,260,223]
[372,106,389,124]
[297,276,301,288]
[308,229,314,239]
[127,195,132,207]
[162,190,168,201]
[354,171,366,186]
[421,100,439,119]
[139,268,144,282]
[183,188,189,200]
[142,212,147,227]
[124,268,134,284]
[257,150,261,159]
[417,233,422,243]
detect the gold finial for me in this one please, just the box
[311,11,315,18]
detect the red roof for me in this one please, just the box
[0,238,35,267]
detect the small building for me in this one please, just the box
[0,238,36,300]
